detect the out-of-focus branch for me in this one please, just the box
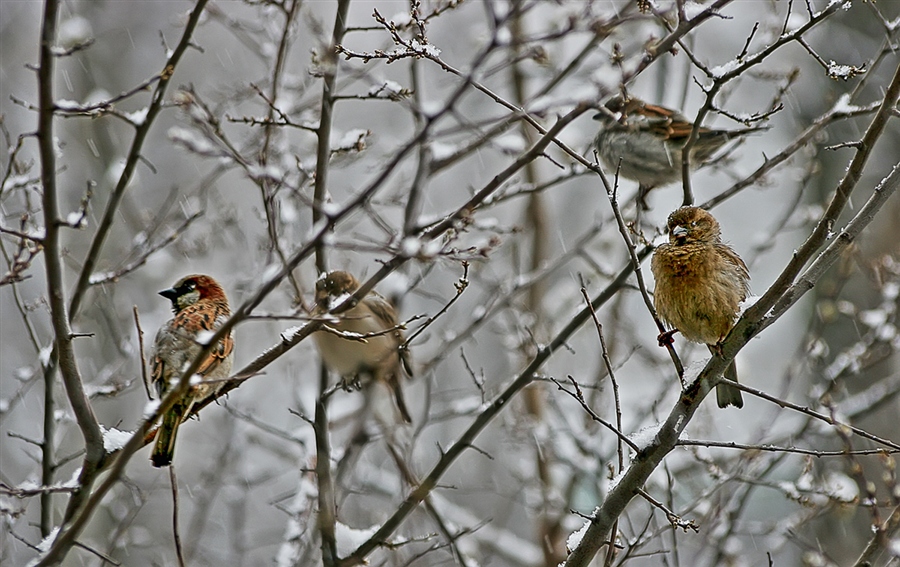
[509,6,561,560]
[851,503,900,567]
[702,101,880,209]
[257,0,304,303]
[761,162,900,330]
[740,63,900,334]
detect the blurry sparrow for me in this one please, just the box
[150,275,234,467]
[651,207,749,408]
[313,271,414,423]
[594,95,764,208]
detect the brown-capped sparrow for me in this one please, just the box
[313,271,414,423]
[149,275,234,466]
[651,207,750,408]
[594,95,765,208]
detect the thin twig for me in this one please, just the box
[133,306,151,400]
[402,261,469,347]
[636,488,699,533]
[552,375,640,454]
[722,378,900,451]
[676,439,900,457]
[579,287,625,470]
[168,467,186,567]
[601,171,684,379]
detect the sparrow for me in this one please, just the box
[650,207,750,408]
[593,95,765,208]
[312,271,413,423]
[149,274,234,467]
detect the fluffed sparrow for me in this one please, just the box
[313,271,414,423]
[651,207,749,408]
[149,274,234,467]
[594,95,764,208]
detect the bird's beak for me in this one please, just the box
[159,288,179,300]
[672,225,688,238]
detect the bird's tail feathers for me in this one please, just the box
[151,406,184,467]
[716,360,744,409]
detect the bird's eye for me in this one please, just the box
[691,221,697,227]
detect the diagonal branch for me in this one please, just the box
[338,256,645,566]
[562,84,900,565]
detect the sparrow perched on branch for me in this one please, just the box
[313,271,413,423]
[651,207,750,408]
[593,95,765,208]
[149,275,234,467]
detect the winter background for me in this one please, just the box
[1,1,898,566]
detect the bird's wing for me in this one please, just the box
[716,243,751,299]
[364,292,414,378]
[150,326,169,399]
[174,301,234,376]
[364,292,399,326]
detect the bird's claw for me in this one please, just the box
[340,376,362,391]
[657,329,678,347]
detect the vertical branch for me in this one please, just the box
[578,287,624,567]
[133,306,151,400]
[34,3,213,557]
[312,2,351,564]
[508,4,560,564]
[402,20,428,236]
[604,184,684,378]
[36,0,104,482]
[261,0,300,162]
[31,5,213,541]
[2,262,53,535]
[259,0,304,303]
[168,468,186,567]
[315,398,337,565]
[312,0,351,273]
[40,363,55,537]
